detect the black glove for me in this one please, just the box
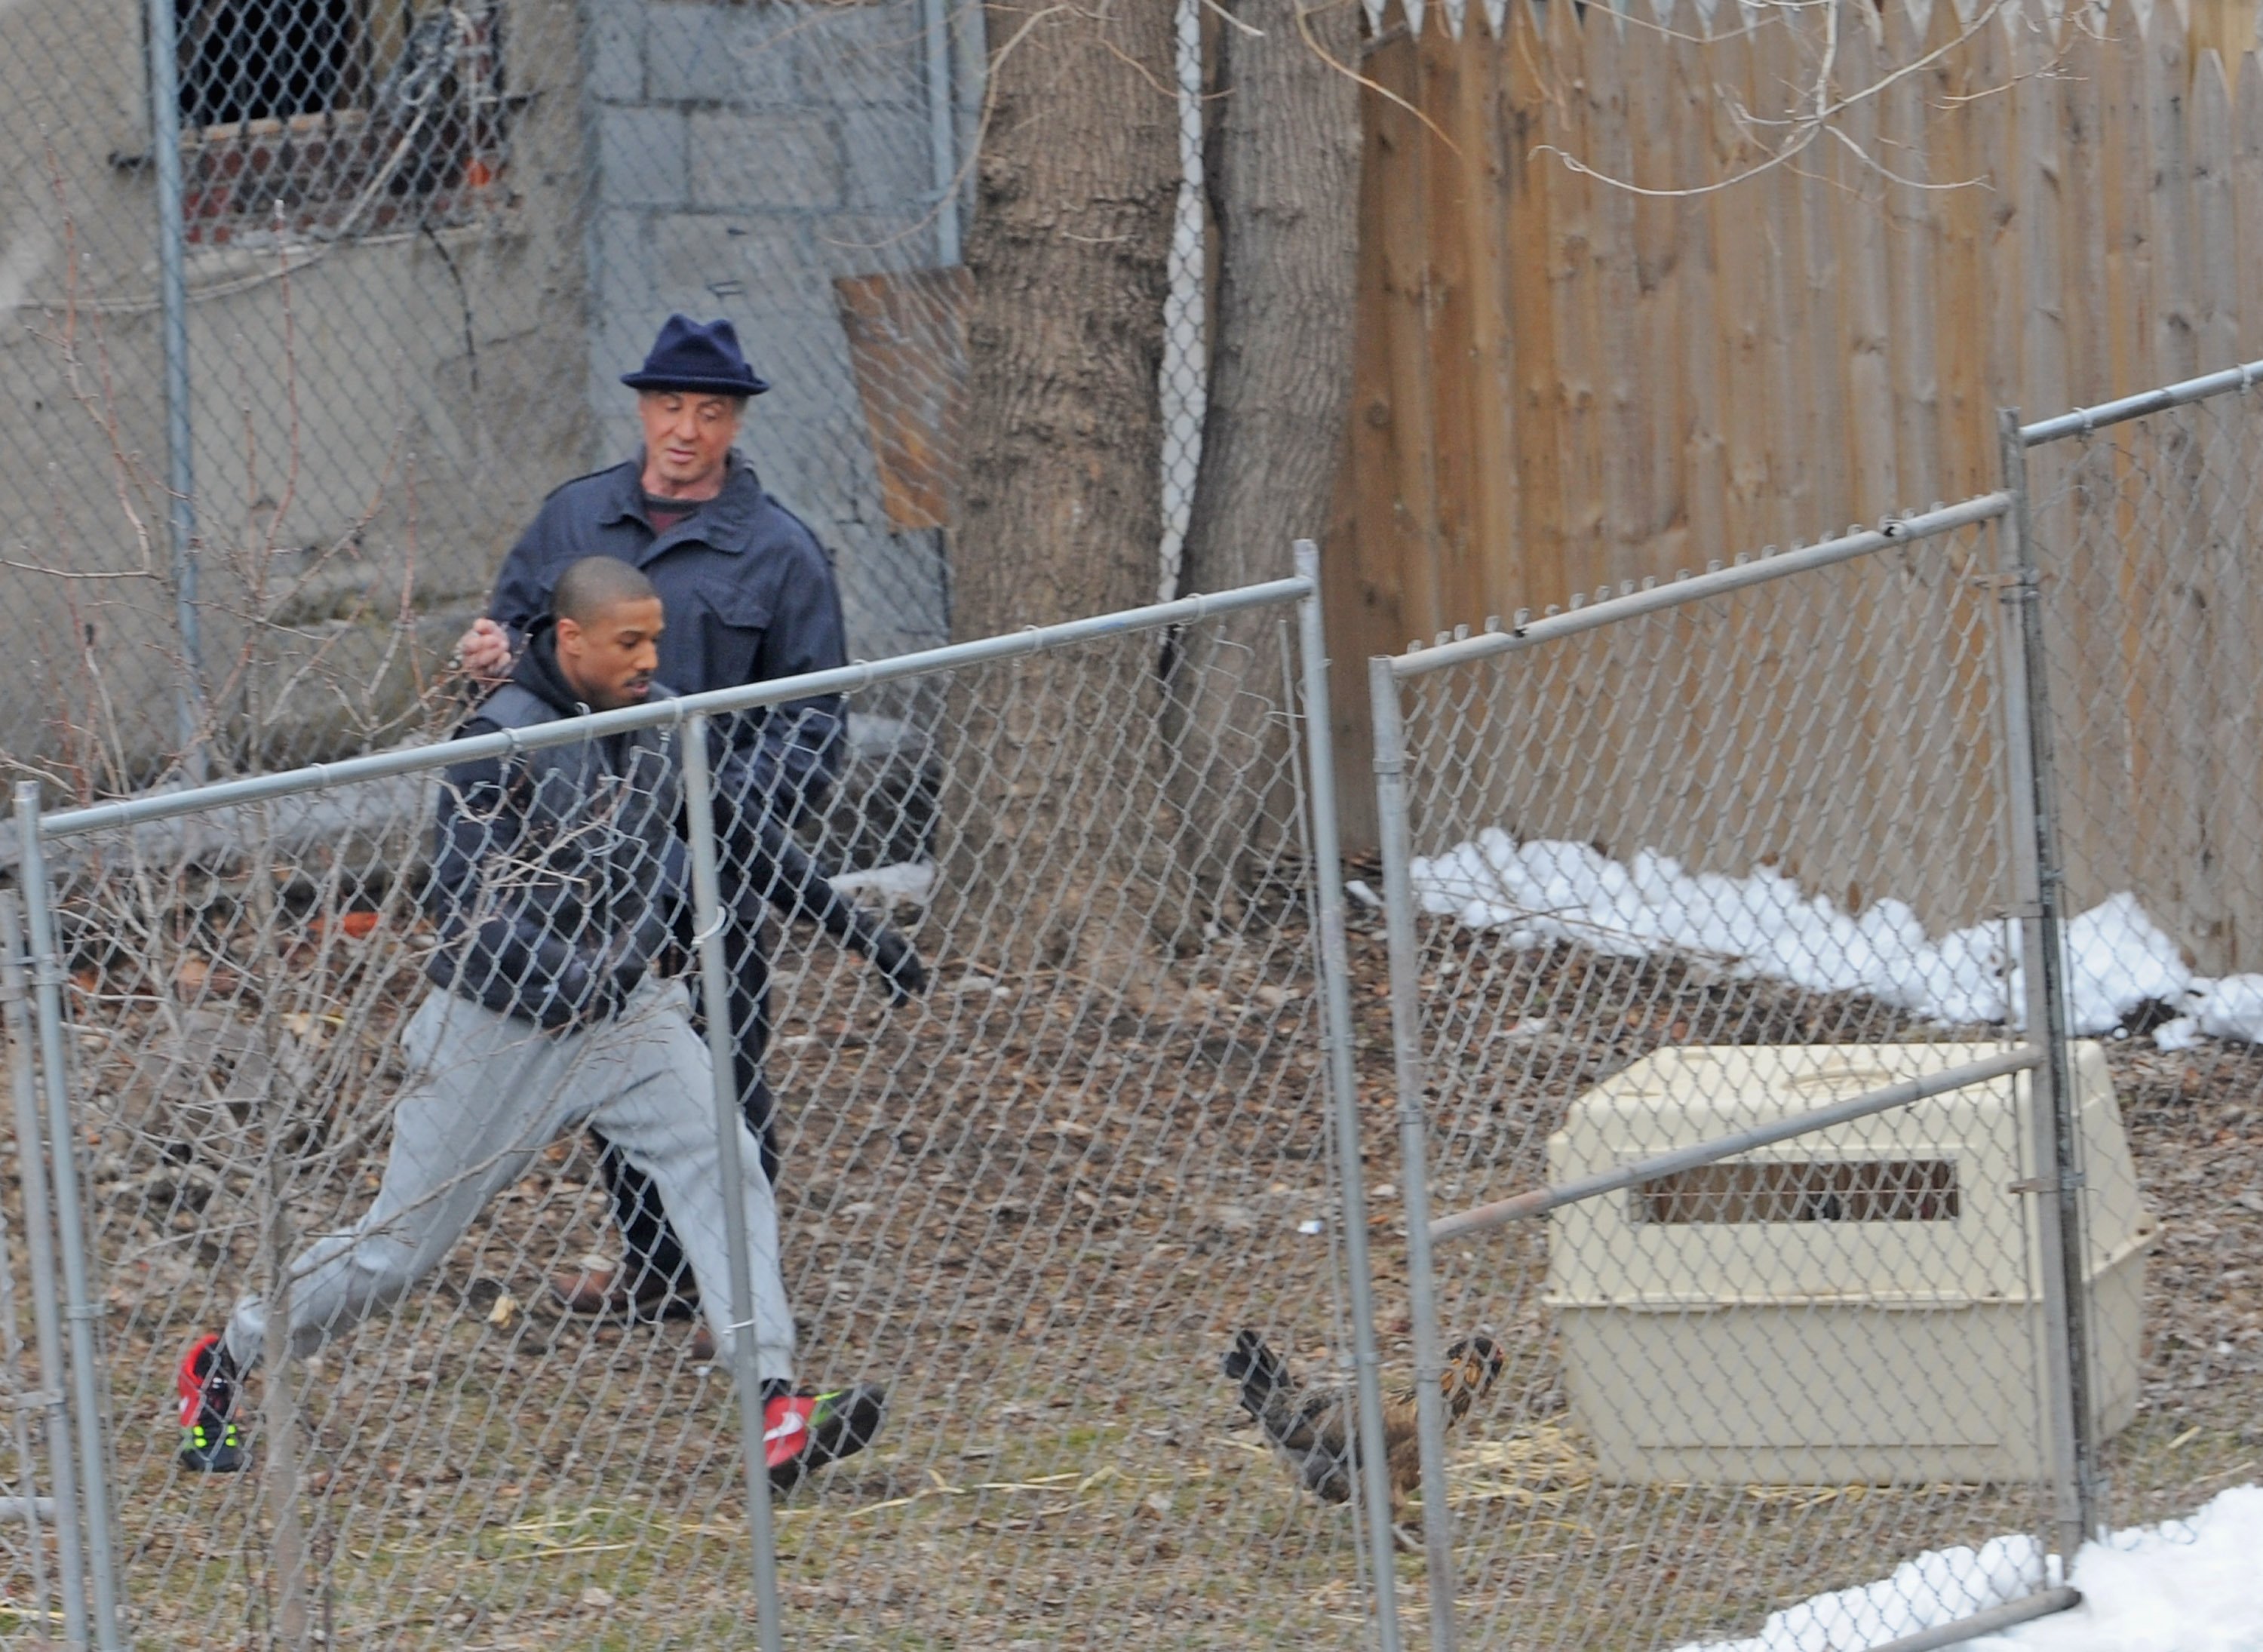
[859,923,929,1006]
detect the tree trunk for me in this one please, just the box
[1169,0,1364,902]
[941,0,1181,984]
[952,0,1178,638]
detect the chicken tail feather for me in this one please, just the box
[1223,1328,1296,1423]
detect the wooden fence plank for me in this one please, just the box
[2057,20,2112,407]
[1837,9,1897,525]
[1584,6,1649,585]
[1797,2,1853,542]
[1504,0,1567,615]
[2011,5,2068,422]
[1929,0,1988,505]
[1881,0,1942,509]
[2237,51,2263,353]
[1376,16,1449,649]
[1418,16,1486,633]
[1707,6,1770,558]
[2101,0,2154,397]
[1543,0,1606,600]
[1629,0,1684,566]
[1452,2,1520,624]
[1749,0,1810,545]
[2151,6,2203,385]
[1667,0,1727,571]
[1974,11,2024,500]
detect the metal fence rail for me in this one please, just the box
[2,563,1408,1650]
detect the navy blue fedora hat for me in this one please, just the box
[620,314,771,396]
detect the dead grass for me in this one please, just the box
[4,873,2256,1649]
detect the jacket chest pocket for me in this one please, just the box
[697,589,772,687]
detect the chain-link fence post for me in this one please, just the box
[137,0,205,775]
[11,788,124,1652]
[1367,655,1457,1652]
[1995,409,2100,1557]
[247,803,312,1651]
[678,711,786,1652]
[1,891,72,1649]
[1294,542,1403,1652]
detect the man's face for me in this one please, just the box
[554,596,665,711]
[637,390,741,496]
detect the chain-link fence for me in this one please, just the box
[2,564,1428,1650]
[1364,493,2130,1650]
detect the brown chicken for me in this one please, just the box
[1224,1328,1503,1543]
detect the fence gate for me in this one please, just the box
[1365,496,2093,1650]
[2017,366,2263,1541]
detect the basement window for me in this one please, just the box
[1632,1159,1961,1224]
[179,0,364,129]
[172,0,511,244]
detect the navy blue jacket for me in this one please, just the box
[426,625,687,1030]
[486,453,849,839]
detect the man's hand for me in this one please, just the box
[860,924,930,1006]
[455,617,514,683]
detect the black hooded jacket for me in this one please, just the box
[422,622,687,1030]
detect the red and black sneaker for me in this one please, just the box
[177,1333,245,1473]
[763,1383,886,1492]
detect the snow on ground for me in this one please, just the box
[1407,829,2263,1048]
[1675,1483,2263,1652]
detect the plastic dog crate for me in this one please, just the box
[1542,1042,2154,1484]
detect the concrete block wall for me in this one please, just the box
[0,0,593,778]
[582,0,984,662]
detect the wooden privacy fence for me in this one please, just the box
[1322,0,2263,971]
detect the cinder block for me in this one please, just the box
[837,104,931,212]
[596,106,689,207]
[712,8,812,106]
[587,209,652,308]
[689,111,843,211]
[583,0,643,103]
[647,213,835,317]
[640,3,812,106]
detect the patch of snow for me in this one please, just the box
[1407,831,2212,1039]
[2189,974,2263,1043]
[1675,1484,2263,1652]
[2153,1017,2206,1053]
[2058,892,2191,1036]
[828,860,935,908]
[1675,1533,2049,1651]
[1345,879,1384,910]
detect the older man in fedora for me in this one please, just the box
[456,315,927,1347]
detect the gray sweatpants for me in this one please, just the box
[224,978,795,1383]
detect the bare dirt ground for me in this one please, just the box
[3,867,2256,1650]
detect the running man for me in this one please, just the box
[177,557,883,1488]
